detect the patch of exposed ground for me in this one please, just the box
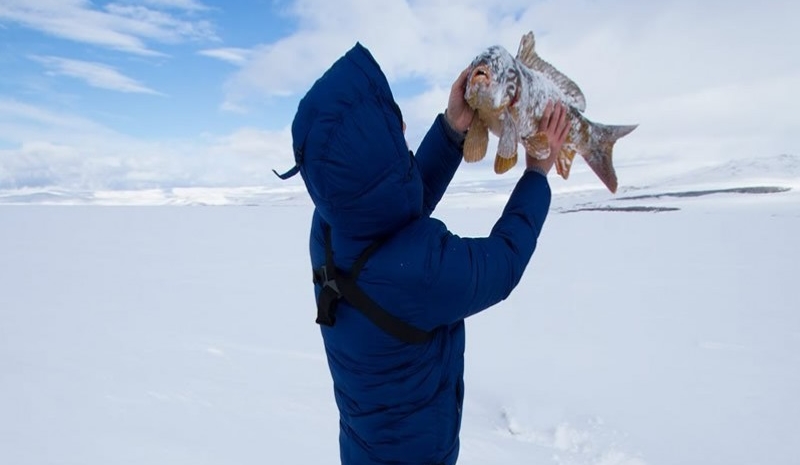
[615,186,790,201]
[561,206,680,214]
[560,185,791,214]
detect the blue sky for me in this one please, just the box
[0,0,797,191]
[0,1,290,137]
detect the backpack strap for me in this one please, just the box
[313,226,435,344]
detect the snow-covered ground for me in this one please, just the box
[1,155,798,465]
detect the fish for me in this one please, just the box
[463,31,637,193]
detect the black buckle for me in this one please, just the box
[314,265,339,294]
[314,265,341,327]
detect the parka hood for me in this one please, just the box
[292,43,423,240]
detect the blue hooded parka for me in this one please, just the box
[291,43,551,465]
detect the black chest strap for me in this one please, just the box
[313,227,434,344]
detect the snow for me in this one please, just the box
[1,155,799,464]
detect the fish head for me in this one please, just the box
[465,45,521,114]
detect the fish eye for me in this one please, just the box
[506,84,516,98]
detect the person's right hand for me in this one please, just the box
[445,67,475,133]
[526,101,569,174]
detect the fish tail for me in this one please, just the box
[580,120,637,193]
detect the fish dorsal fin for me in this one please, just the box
[516,31,586,112]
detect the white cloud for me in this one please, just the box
[225,0,800,102]
[30,55,162,94]
[103,3,215,43]
[204,127,294,184]
[2,0,798,192]
[220,0,508,104]
[135,0,210,11]
[222,0,799,166]
[0,0,217,55]
[198,47,252,66]
[0,98,293,190]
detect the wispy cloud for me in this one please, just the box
[0,0,217,56]
[0,98,112,133]
[135,0,210,11]
[198,47,252,66]
[0,98,293,190]
[30,55,162,95]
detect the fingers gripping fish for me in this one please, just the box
[463,31,637,193]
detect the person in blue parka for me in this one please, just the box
[286,42,568,465]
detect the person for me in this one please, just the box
[284,42,568,465]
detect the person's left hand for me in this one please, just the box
[539,101,570,156]
[526,101,569,174]
[445,67,475,133]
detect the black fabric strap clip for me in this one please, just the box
[313,264,340,326]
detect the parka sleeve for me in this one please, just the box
[421,170,552,327]
[413,114,464,216]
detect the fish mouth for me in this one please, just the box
[465,64,492,107]
[469,65,491,85]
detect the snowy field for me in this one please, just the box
[1,155,799,465]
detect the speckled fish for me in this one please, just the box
[464,31,637,193]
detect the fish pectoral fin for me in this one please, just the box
[496,113,519,159]
[556,146,577,180]
[463,117,489,163]
[524,132,550,160]
[515,31,587,112]
[494,115,519,174]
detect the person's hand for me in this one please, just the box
[526,101,569,174]
[445,67,475,133]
